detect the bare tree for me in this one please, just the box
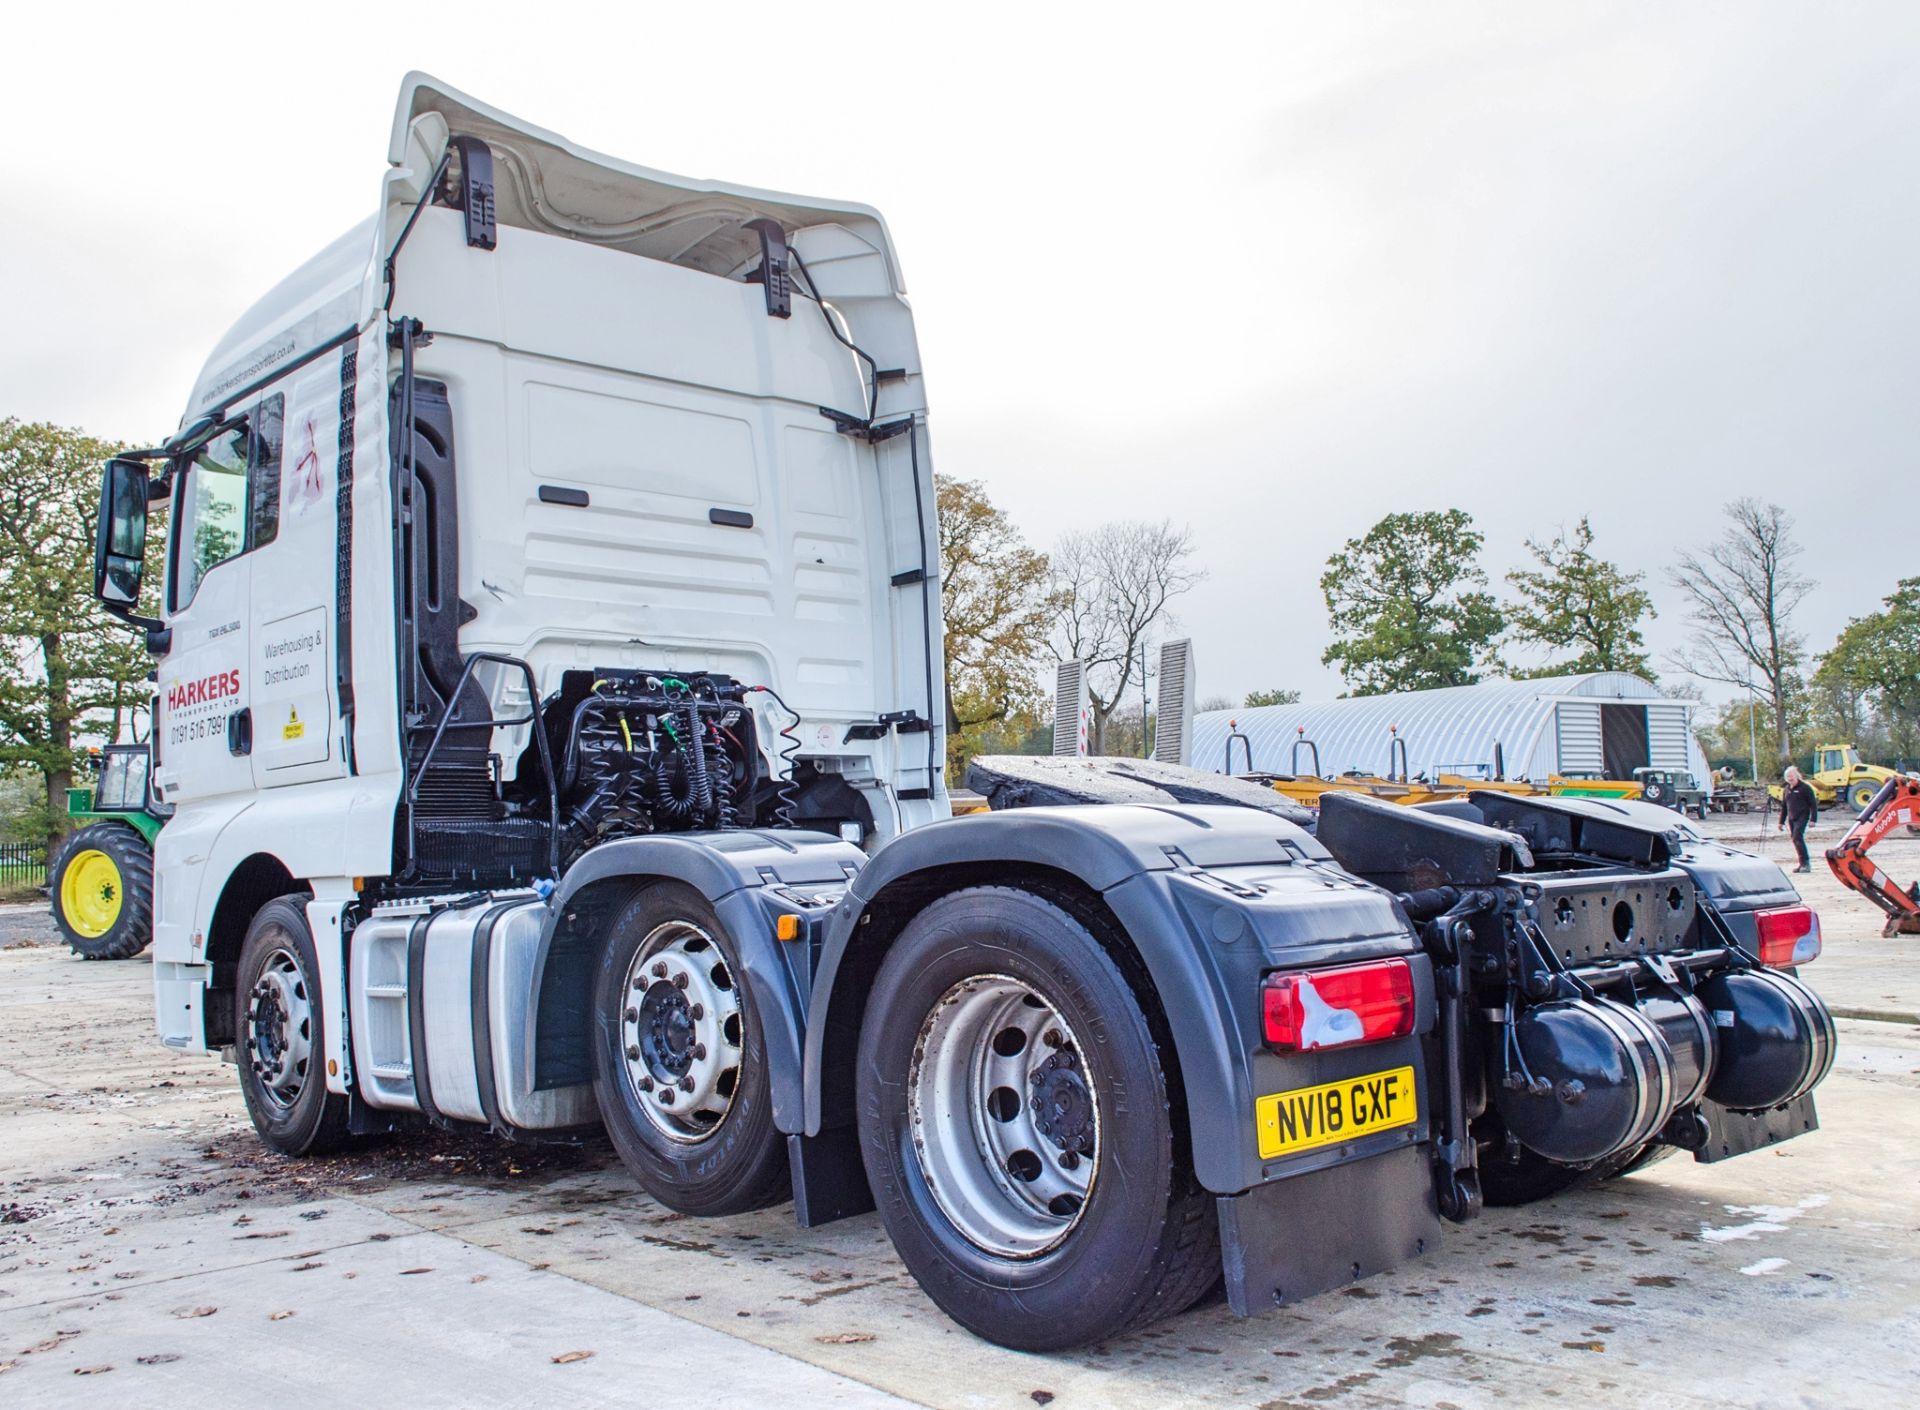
[1668,499,1812,770]
[1048,520,1204,754]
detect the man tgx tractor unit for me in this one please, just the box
[91,75,1835,1351]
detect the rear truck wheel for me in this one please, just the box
[590,884,788,1216]
[1851,779,1882,813]
[855,886,1219,1352]
[48,822,154,960]
[236,896,350,1155]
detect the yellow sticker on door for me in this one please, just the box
[282,708,305,741]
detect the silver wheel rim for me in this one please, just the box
[618,920,743,1143]
[246,941,313,1113]
[908,974,1099,1258]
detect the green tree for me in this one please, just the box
[937,475,1054,776]
[0,420,158,852]
[1243,687,1300,708]
[1320,510,1503,696]
[1504,517,1655,679]
[1815,578,1920,759]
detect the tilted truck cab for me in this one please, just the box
[90,74,1835,1351]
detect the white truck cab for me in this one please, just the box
[109,75,944,1065]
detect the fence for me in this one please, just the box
[0,841,46,889]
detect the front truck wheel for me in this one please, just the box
[49,822,154,960]
[590,883,789,1216]
[856,886,1219,1351]
[236,896,351,1155]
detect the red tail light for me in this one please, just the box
[1755,906,1821,967]
[1262,959,1415,1052]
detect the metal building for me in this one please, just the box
[1190,673,1708,785]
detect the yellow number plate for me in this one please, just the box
[1255,1065,1418,1160]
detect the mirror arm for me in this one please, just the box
[101,600,170,656]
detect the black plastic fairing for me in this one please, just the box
[1470,792,1674,868]
[1317,791,1531,891]
[844,804,1329,900]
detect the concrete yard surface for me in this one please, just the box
[3,814,1918,1408]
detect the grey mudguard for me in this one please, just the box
[803,804,1429,1194]
[531,828,865,1128]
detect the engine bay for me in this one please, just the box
[537,669,782,859]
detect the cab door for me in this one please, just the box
[246,359,347,789]
[155,406,275,808]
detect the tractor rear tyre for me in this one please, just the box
[1850,779,1883,813]
[48,822,154,961]
[855,886,1219,1351]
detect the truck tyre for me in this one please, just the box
[590,883,788,1216]
[855,886,1219,1351]
[236,896,351,1156]
[48,822,153,961]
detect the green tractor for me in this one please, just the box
[48,743,165,960]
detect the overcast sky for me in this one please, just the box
[4,2,1914,708]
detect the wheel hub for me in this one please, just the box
[1029,1051,1095,1155]
[245,944,312,1111]
[619,921,743,1144]
[60,849,124,938]
[640,982,697,1078]
[908,974,1100,1259]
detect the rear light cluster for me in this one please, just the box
[1262,959,1415,1052]
[1755,905,1822,968]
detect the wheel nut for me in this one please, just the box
[689,1003,704,1021]
[673,972,689,990]
[658,1089,675,1105]
[679,1075,695,1093]
[1061,1153,1080,1171]
[652,962,668,979]
[636,1074,654,1092]
[626,1044,641,1061]
[625,1006,638,1023]
[1043,1029,1064,1049]
[691,1043,707,1060]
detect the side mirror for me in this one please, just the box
[94,458,169,653]
[94,457,150,606]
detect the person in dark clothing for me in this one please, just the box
[1778,766,1818,873]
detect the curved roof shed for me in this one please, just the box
[1190,673,1707,785]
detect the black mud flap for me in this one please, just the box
[788,1128,875,1227]
[1695,1094,1818,1163]
[1218,1144,1442,1315]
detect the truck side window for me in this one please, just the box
[170,393,284,609]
